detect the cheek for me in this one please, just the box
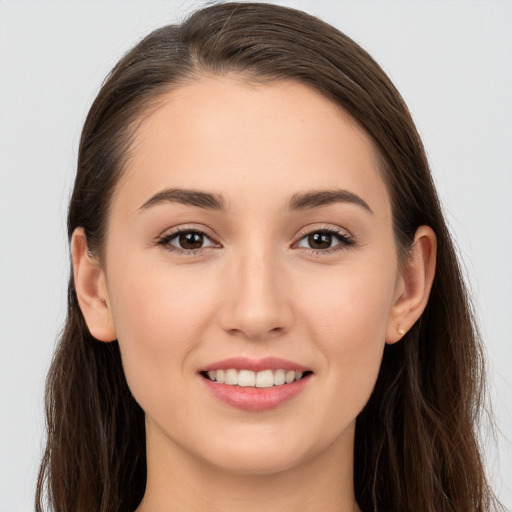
[297,257,397,409]
[106,257,217,405]
[300,254,396,342]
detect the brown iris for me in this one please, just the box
[178,232,204,249]
[308,232,333,249]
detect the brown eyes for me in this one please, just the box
[301,232,341,250]
[157,228,354,255]
[177,232,208,250]
[157,229,219,253]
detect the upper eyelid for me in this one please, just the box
[292,225,356,253]
[158,224,219,241]
[159,224,351,237]
[294,224,353,240]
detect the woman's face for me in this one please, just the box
[100,76,404,474]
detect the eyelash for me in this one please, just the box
[156,226,356,257]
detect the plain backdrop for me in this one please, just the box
[0,1,511,510]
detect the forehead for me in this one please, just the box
[112,76,391,217]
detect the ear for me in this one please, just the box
[386,225,437,344]
[71,227,117,342]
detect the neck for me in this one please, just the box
[136,422,360,512]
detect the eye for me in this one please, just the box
[157,229,218,253]
[295,228,355,252]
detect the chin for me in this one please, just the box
[209,449,306,476]
[193,429,322,476]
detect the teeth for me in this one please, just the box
[225,369,238,385]
[238,369,256,387]
[255,369,274,388]
[285,370,296,384]
[204,368,307,387]
[273,369,286,385]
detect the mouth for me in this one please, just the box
[199,357,313,411]
[200,368,313,388]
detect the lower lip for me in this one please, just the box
[201,374,311,411]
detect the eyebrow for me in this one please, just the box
[138,187,372,214]
[286,189,373,214]
[139,188,226,212]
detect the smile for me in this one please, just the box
[199,357,313,411]
[203,369,308,388]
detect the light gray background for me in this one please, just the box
[1,1,511,510]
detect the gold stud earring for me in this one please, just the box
[397,326,405,336]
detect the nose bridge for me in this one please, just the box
[220,238,290,339]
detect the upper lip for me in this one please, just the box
[201,356,311,373]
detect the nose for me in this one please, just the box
[218,246,293,341]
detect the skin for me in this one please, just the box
[72,76,436,512]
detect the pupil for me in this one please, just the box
[309,232,332,249]
[179,232,203,249]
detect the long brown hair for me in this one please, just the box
[36,3,502,511]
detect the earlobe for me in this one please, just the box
[386,225,437,344]
[71,227,117,342]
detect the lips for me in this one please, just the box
[199,357,313,411]
[202,356,310,373]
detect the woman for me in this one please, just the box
[35,3,503,511]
